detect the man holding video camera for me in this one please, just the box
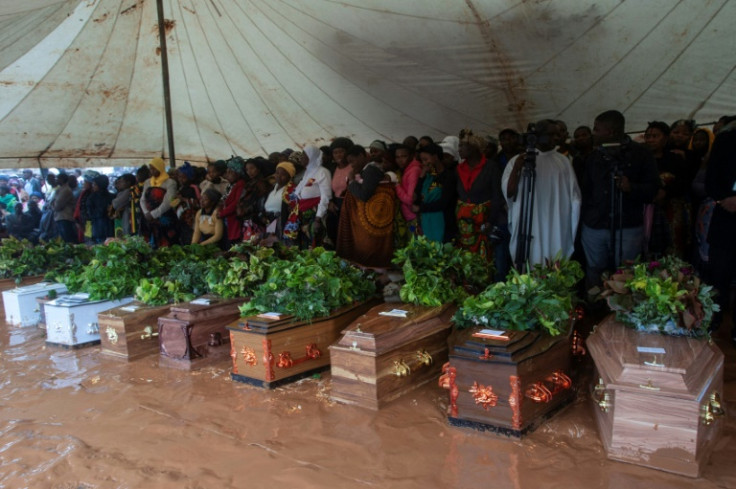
[580,110,659,287]
[502,119,581,269]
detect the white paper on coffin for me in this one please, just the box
[2,282,68,327]
[45,296,135,346]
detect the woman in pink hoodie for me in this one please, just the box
[393,143,422,247]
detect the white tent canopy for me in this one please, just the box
[0,0,733,169]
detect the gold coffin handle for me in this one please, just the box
[639,379,660,391]
[525,370,573,404]
[702,392,725,426]
[392,350,434,377]
[593,378,612,412]
[105,326,119,345]
[140,325,159,340]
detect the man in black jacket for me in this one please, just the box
[580,110,659,287]
[705,115,736,343]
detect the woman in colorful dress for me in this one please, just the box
[337,145,397,268]
[455,130,503,261]
[284,145,333,249]
[140,157,179,248]
[262,162,296,243]
[237,158,272,242]
[73,170,98,243]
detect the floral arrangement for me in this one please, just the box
[452,257,583,336]
[601,256,718,337]
[391,236,491,307]
[239,247,376,321]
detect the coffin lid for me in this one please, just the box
[4,282,65,295]
[97,300,172,319]
[587,315,724,400]
[333,302,454,355]
[168,295,242,314]
[449,325,568,366]
[46,293,132,307]
[230,301,373,335]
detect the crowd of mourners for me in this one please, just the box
[2,109,736,340]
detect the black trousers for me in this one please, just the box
[706,244,736,334]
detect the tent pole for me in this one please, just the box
[157,0,176,169]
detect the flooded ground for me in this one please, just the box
[1,304,734,489]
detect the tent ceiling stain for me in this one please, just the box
[463,0,527,128]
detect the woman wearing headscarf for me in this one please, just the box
[191,189,224,247]
[220,156,247,246]
[140,157,179,248]
[86,174,114,244]
[262,161,295,241]
[455,129,503,262]
[284,145,333,249]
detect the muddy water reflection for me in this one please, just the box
[0,314,734,489]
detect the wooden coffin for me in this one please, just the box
[157,295,243,369]
[228,299,378,388]
[329,302,455,410]
[98,301,173,361]
[587,315,724,478]
[2,282,67,327]
[0,274,46,292]
[44,293,135,348]
[441,326,574,437]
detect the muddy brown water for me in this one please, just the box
[1,306,734,489]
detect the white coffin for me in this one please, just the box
[2,282,68,327]
[45,293,135,348]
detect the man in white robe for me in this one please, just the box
[502,119,581,268]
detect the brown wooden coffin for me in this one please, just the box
[441,326,574,437]
[157,295,243,369]
[97,301,172,361]
[227,299,378,388]
[329,302,455,410]
[587,315,725,478]
[0,274,46,292]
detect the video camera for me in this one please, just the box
[521,123,537,153]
